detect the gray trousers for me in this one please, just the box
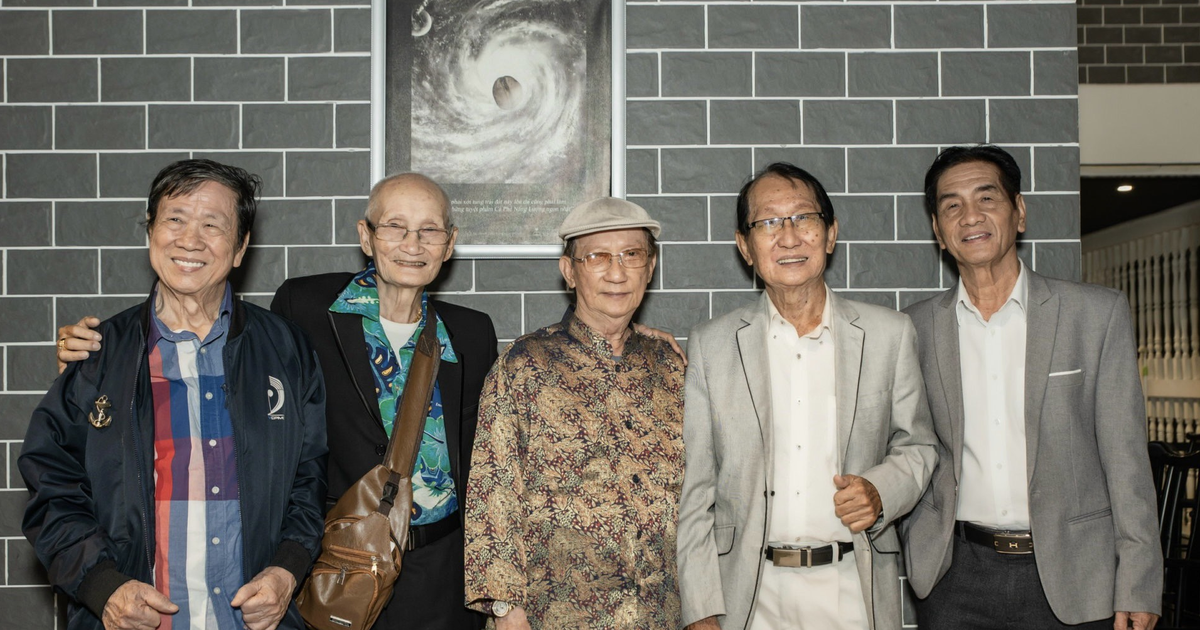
[914,534,1114,630]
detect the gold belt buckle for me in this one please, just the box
[993,532,1033,555]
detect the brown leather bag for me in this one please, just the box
[297,305,442,630]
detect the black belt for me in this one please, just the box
[764,542,854,568]
[957,521,1034,555]
[406,515,461,551]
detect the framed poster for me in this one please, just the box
[371,0,626,258]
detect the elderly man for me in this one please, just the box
[22,159,328,630]
[900,145,1162,630]
[462,198,686,629]
[55,173,499,629]
[676,162,937,630]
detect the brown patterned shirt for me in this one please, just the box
[464,312,685,629]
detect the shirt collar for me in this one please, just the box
[766,286,833,340]
[560,307,639,360]
[330,261,458,362]
[148,281,234,346]
[955,260,1029,325]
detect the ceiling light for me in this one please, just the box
[1117,184,1133,192]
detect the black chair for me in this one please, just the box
[1150,442,1200,628]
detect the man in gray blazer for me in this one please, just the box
[901,145,1162,630]
[677,162,937,630]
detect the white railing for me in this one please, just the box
[1083,201,1200,444]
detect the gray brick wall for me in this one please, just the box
[1078,0,1200,83]
[0,2,1079,625]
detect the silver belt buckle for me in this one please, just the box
[771,546,814,568]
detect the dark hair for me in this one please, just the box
[923,144,1022,217]
[735,162,835,234]
[146,159,261,246]
[563,229,659,260]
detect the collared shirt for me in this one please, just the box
[955,262,1031,530]
[329,263,459,526]
[148,283,244,630]
[463,311,685,629]
[765,288,849,545]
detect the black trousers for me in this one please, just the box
[915,535,1113,630]
[372,525,486,630]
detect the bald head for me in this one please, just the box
[366,172,453,226]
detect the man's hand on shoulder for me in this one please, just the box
[231,566,296,630]
[56,316,101,374]
[686,616,722,629]
[103,580,177,630]
[1115,611,1158,630]
[833,474,883,533]
[633,323,687,366]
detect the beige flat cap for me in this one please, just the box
[558,197,662,241]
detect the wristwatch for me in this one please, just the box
[491,600,512,618]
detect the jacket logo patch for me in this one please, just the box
[89,395,112,429]
[268,376,286,420]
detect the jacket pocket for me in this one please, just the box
[1047,370,1084,388]
[714,524,736,555]
[1067,506,1112,525]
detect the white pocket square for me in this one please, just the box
[1048,369,1082,377]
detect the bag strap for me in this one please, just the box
[382,301,442,477]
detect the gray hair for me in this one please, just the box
[365,172,453,227]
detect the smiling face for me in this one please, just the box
[735,174,837,294]
[357,176,457,293]
[559,228,656,330]
[931,160,1026,271]
[148,180,247,305]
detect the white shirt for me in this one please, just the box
[955,263,1032,530]
[380,316,420,355]
[766,289,849,544]
[752,289,867,630]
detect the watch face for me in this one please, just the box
[493,601,511,618]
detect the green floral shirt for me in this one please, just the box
[330,262,459,525]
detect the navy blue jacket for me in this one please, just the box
[20,295,328,630]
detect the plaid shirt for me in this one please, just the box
[148,284,244,630]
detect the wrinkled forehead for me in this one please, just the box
[370,179,451,224]
[571,227,654,253]
[156,180,239,218]
[747,175,818,218]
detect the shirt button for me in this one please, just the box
[205,391,213,400]
[211,486,220,494]
[213,587,221,595]
[632,474,641,484]
[1001,510,1008,516]
[375,444,386,456]
[625,420,633,430]
[212,537,220,545]
[200,348,207,354]
[990,375,998,381]
[209,439,217,447]
[996,464,1003,470]
[796,353,802,360]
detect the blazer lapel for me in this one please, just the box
[933,288,966,480]
[832,294,863,467]
[736,294,774,467]
[438,347,464,489]
[327,311,385,430]
[1023,271,1058,482]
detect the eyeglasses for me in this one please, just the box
[569,248,651,273]
[366,221,453,245]
[746,212,825,236]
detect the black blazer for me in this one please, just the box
[271,272,499,517]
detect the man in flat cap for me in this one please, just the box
[462,198,686,629]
